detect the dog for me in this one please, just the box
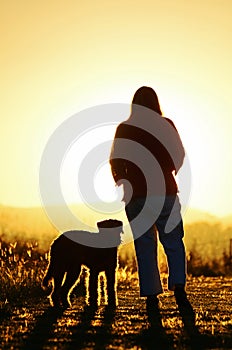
[42,219,123,308]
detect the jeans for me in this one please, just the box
[125,195,186,296]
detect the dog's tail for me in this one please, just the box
[42,246,55,288]
[42,264,53,289]
[42,238,61,289]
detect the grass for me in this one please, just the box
[0,236,232,349]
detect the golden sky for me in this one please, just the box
[1,0,232,216]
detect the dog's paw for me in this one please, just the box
[41,277,52,289]
[61,299,71,309]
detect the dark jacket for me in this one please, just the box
[110,114,185,198]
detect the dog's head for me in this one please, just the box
[97,219,123,246]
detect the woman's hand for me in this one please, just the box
[115,179,133,203]
[116,179,125,187]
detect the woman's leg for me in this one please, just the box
[156,196,195,328]
[125,198,163,296]
[156,195,186,290]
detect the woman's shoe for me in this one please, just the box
[174,285,195,328]
[146,295,163,329]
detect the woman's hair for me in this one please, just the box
[131,86,162,115]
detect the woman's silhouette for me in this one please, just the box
[110,86,195,328]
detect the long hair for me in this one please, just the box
[131,86,162,115]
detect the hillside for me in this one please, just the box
[182,208,219,224]
[0,204,232,257]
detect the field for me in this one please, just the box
[0,237,232,350]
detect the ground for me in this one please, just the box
[0,275,232,350]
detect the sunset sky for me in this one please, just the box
[1,0,232,217]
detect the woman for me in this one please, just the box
[110,86,195,328]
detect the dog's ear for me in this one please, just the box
[96,219,123,247]
[97,219,123,230]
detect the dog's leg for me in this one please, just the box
[105,267,117,307]
[51,268,65,307]
[60,265,81,308]
[88,268,99,308]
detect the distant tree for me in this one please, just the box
[222,250,231,275]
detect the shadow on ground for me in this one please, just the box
[1,278,232,349]
[20,303,232,350]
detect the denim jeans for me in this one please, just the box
[125,195,186,296]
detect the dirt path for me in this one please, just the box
[1,277,232,349]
